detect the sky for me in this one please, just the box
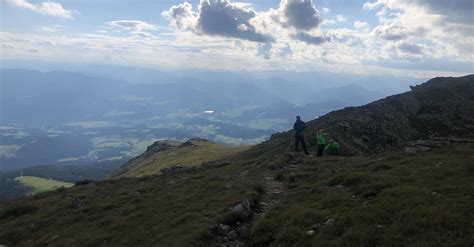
[1,0,473,78]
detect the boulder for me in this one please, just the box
[227,230,238,241]
[231,200,253,221]
[237,226,251,239]
[217,223,231,235]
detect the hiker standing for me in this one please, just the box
[293,116,309,155]
[315,129,327,157]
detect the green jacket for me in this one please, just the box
[316,132,326,145]
[325,142,340,151]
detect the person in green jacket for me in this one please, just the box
[315,129,327,157]
[325,139,340,155]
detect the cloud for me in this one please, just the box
[106,20,156,32]
[163,0,274,43]
[291,32,329,45]
[364,0,473,37]
[6,0,73,19]
[278,43,293,58]
[257,42,273,59]
[336,15,347,22]
[364,0,473,62]
[397,41,423,54]
[373,23,409,41]
[161,2,196,31]
[105,20,157,38]
[326,28,362,46]
[411,0,473,25]
[354,21,369,30]
[272,0,322,30]
[40,26,57,32]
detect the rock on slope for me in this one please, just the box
[112,138,249,178]
[252,75,474,155]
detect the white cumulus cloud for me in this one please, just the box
[6,0,73,19]
[162,0,274,43]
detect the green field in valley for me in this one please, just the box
[14,176,74,194]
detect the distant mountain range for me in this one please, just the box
[1,68,416,171]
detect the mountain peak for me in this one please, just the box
[112,138,248,178]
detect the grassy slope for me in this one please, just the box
[115,139,250,178]
[252,144,474,246]
[0,155,264,246]
[0,145,473,246]
[15,176,74,194]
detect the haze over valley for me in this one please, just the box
[0,67,418,171]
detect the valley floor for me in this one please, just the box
[0,144,473,246]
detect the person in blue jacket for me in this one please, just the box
[293,116,309,155]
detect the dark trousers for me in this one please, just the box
[295,134,309,154]
[317,144,325,157]
[329,149,338,155]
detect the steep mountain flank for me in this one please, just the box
[252,75,474,155]
[112,138,249,178]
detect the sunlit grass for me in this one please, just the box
[14,176,73,194]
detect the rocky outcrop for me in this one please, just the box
[111,136,246,178]
[160,160,231,175]
[142,140,180,159]
[160,165,197,175]
[254,75,474,155]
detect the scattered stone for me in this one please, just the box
[217,223,231,235]
[202,160,231,169]
[160,165,197,175]
[238,170,249,177]
[68,196,84,209]
[325,219,335,226]
[128,191,140,197]
[231,200,253,221]
[311,218,336,231]
[404,146,431,154]
[225,184,232,189]
[74,180,95,187]
[237,226,251,240]
[179,140,197,148]
[311,223,323,230]
[45,235,60,244]
[333,184,345,190]
[227,230,238,241]
[306,230,314,236]
[55,187,67,193]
